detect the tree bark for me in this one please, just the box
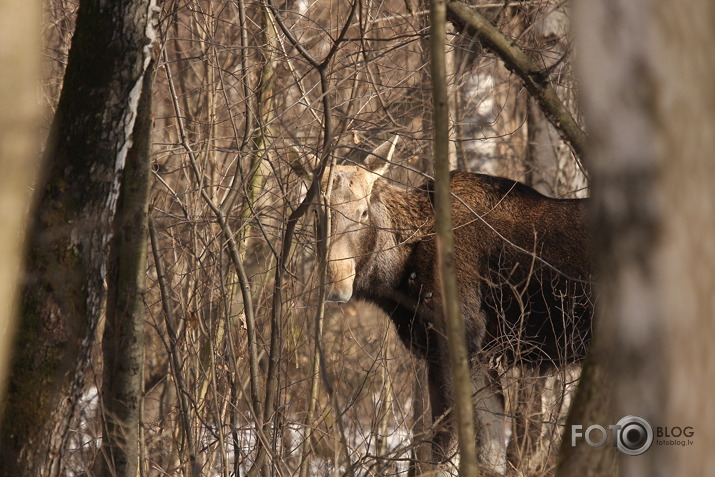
[0,1,156,475]
[98,61,154,477]
[560,0,715,476]
[556,342,619,476]
[430,0,479,474]
[408,361,433,476]
[522,3,585,198]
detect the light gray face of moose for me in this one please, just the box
[324,138,396,303]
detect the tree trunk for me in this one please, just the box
[408,361,433,476]
[0,0,41,405]
[98,61,153,477]
[559,0,715,475]
[430,0,479,474]
[556,342,619,476]
[0,1,156,475]
[526,96,562,195]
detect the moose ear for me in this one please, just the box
[364,135,399,178]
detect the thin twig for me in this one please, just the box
[149,217,201,477]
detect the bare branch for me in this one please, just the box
[447,0,588,169]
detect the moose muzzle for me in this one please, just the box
[326,259,355,303]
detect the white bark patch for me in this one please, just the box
[98,0,158,323]
[76,1,159,450]
[108,0,157,216]
[98,0,158,322]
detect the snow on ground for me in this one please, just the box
[65,385,413,476]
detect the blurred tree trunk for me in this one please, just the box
[98,62,153,477]
[559,0,715,475]
[0,0,41,404]
[0,1,156,475]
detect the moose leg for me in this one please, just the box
[472,364,507,474]
[427,360,507,476]
[426,355,461,477]
[427,359,458,470]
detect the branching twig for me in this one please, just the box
[447,0,588,170]
[149,217,201,477]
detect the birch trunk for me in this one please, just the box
[0,1,156,475]
[98,61,153,477]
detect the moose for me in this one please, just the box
[322,137,593,474]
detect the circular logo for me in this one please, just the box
[615,415,653,456]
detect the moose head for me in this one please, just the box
[323,137,398,303]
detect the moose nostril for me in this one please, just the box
[326,289,352,303]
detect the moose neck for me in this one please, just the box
[352,178,432,301]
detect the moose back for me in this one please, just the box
[322,139,593,473]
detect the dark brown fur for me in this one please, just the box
[341,170,592,468]
[352,171,593,367]
[327,166,592,470]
